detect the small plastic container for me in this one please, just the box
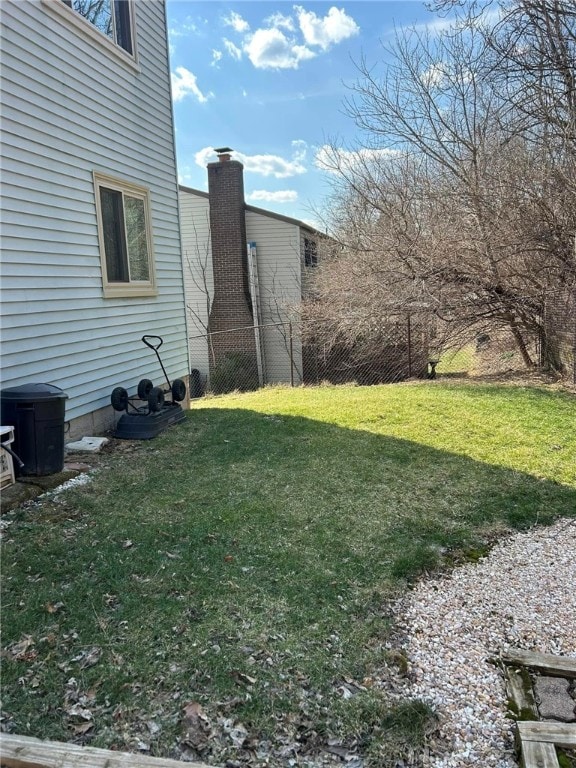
[0,426,16,489]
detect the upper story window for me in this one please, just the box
[304,238,318,268]
[62,0,133,54]
[94,173,157,298]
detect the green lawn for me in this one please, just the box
[434,345,475,375]
[2,381,575,766]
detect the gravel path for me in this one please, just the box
[393,517,576,767]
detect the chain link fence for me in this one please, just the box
[189,316,433,396]
[302,315,429,385]
[189,322,300,396]
[432,289,575,383]
[189,297,575,396]
[541,288,576,384]
[431,331,541,379]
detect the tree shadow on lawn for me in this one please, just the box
[179,406,575,582]
[1,406,575,763]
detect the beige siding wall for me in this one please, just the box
[179,190,307,388]
[0,0,188,427]
[179,191,212,387]
[246,211,303,384]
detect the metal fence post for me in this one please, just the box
[572,289,576,385]
[289,322,294,387]
[407,314,412,378]
[539,296,546,370]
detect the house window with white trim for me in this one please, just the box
[62,0,133,54]
[94,173,157,298]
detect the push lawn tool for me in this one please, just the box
[110,335,187,439]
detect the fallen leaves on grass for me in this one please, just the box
[221,717,248,748]
[66,703,93,721]
[6,635,36,661]
[230,670,257,687]
[45,601,65,614]
[180,701,213,755]
[64,677,98,738]
[71,721,94,736]
[71,646,102,669]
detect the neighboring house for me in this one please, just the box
[180,150,324,391]
[0,0,189,436]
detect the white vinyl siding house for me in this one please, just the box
[0,0,189,434]
[180,190,213,381]
[244,210,303,384]
[179,185,319,389]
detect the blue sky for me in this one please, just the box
[166,1,446,225]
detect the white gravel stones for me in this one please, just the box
[38,472,94,499]
[393,518,576,767]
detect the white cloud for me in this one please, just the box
[194,147,307,178]
[218,6,359,71]
[246,189,298,204]
[295,6,359,51]
[211,49,223,67]
[291,139,308,164]
[404,7,501,38]
[265,11,295,32]
[421,61,474,88]
[407,17,460,36]
[195,147,219,167]
[421,62,447,87]
[168,18,199,39]
[315,145,398,173]
[241,150,307,178]
[223,38,243,60]
[244,27,315,70]
[171,67,213,103]
[223,11,250,34]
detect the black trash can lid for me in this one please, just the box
[0,383,68,400]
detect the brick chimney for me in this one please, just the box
[207,148,258,390]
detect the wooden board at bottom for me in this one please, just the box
[0,733,216,768]
[517,721,576,750]
[502,650,576,678]
[520,740,560,768]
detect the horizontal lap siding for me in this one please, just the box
[245,212,303,384]
[180,191,212,382]
[180,191,306,388]
[0,0,188,422]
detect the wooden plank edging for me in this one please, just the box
[519,740,560,768]
[501,650,576,678]
[0,733,217,768]
[505,666,539,720]
[517,721,576,750]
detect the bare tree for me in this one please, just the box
[429,0,576,148]
[256,261,305,382]
[184,213,217,374]
[313,5,576,371]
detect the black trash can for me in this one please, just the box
[0,383,68,477]
[190,368,204,399]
